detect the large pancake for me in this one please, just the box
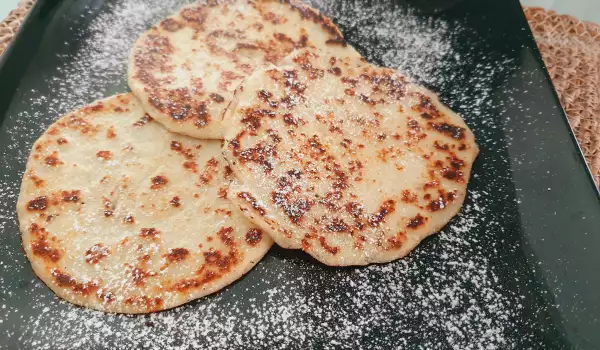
[16,94,272,313]
[222,48,479,266]
[128,0,358,140]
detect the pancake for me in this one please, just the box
[222,48,479,266]
[128,0,358,140]
[16,94,272,313]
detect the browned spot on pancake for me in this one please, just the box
[124,215,135,224]
[198,158,219,184]
[407,214,427,229]
[263,11,283,24]
[97,289,116,303]
[241,108,276,131]
[429,122,465,140]
[401,190,418,203]
[133,114,153,127]
[170,140,195,159]
[85,243,109,264]
[62,115,97,134]
[368,200,396,227]
[140,228,160,238]
[170,140,182,151]
[218,71,244,91]
[359,94,380,106]
[217,227,235,247]
[195,102,210,128]
[345,202,364,218]
[407,120,420,130]
[131,267,155,286]
[181,6,207,24]
[183,161,198,173]
[57,138,68,145]
[79,102,104,114]
[29,174,45,188]
[61,190,80,203]
[96,150,112,160]
[214,208,232,216]
[165,248,189,263]
[301,237,311,250]
[328,66,342,76]
[318,236,340,255]
[150,175,168,189]
[237,142,277,172]
[272,190,313,224]
[344,88,355,96]
[209,93,225,103]
[203,249,236,270]
[433,140,450,151]
[106,127,117,139]
[257,90,279,108]
[30,224,61,262]
[237,192,266,216]
[27,196,48,211]
[326,217,349,232]
[294,55,325,79]
[424,181,439,190]
[341,76,359,87]
[169,270,218,293]
[161,17,182,32]
[325,37,347,46]
[44,152,62,166]
[449,156,465,169]
[387,231,407,250]
[283,113,303,127]
[427,190,457,212]
[411,93,442,119]
[283,0,343,40]
[170,196,181,207]
[245,228,263,246]
[124,296,163,310]
[441,168,463,181]
[104,210,113,217]
[51,269,99,295]
[218,187,227,199]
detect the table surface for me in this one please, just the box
[1,0,600,24]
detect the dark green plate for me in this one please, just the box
[0,0,598,349]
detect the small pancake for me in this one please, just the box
[222,48,479,266]
[17,94,272,313]
[128,0,358,140]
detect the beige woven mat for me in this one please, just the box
[1,2,599,184]
[0,0,34,54]
[524,7,600,185]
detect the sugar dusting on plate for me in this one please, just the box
[0,0,539,349]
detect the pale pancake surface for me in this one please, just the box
[223,49,479,266]
[17,94,272,313]
[128,0,357,139]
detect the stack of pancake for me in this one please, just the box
[16,0,478,314]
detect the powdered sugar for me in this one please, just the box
[0,0,546,349]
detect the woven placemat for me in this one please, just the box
[524,7,600,185]
[0,2,599,184]
[0,0,34,54]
